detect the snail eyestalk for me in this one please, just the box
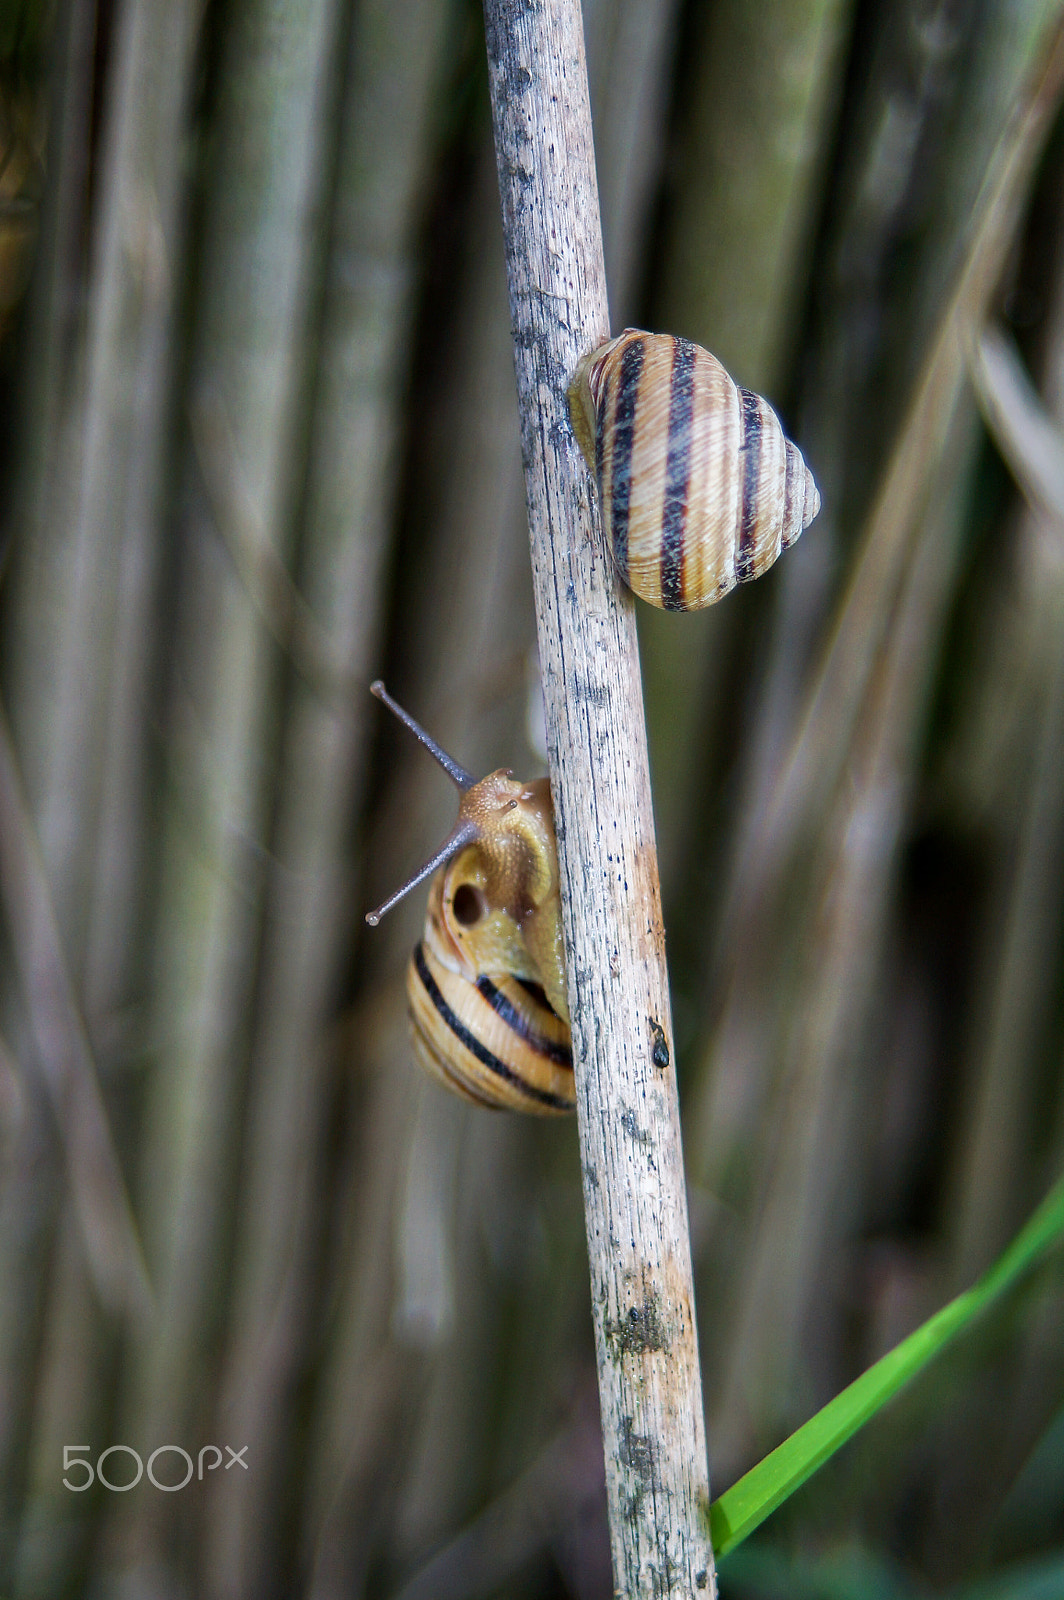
[364,821,477,926]
[370,681,475,790]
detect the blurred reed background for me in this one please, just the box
[0,0,1063,1596]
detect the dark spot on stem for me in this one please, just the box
[620,1107,649,1144]
[619,1416,657,1486]
[605,1291,668,1355]
[650,1020,670,1069]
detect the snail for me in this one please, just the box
[367,330,822,1110]
[568,328,820,609]
[365,682,574,1114]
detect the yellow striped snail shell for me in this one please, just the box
[568,328,821,609]
[365,683,574,1115]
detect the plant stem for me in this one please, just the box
[481,1,715,1592]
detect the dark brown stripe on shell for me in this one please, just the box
[736,387,763,582]
[412,944,575,1112]
[605,335,645,587]
[660,338,696,611]
[475,975,572,1068]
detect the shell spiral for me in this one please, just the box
[569,328,821,610]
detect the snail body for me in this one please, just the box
[366,684,574,1115]
[569,328,820,609]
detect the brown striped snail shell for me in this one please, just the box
[366,683,574,1115]
[568,328,821,610]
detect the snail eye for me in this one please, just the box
[452,884,486,926]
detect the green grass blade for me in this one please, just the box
[709,1172,1064,1559]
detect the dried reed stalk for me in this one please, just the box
[482,0,714,1592]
